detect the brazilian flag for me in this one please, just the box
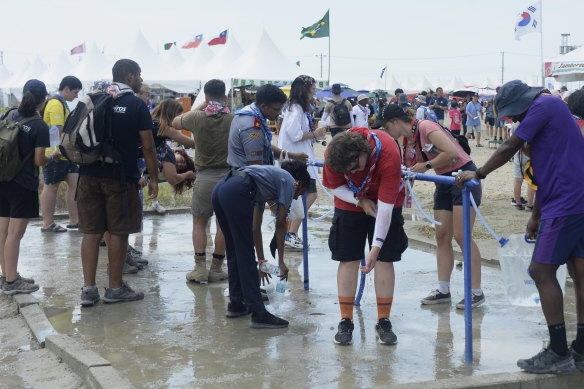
[300,10,330,40]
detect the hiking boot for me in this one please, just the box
[125,253,144,270]
[16,274,35,284]
[226,301,251,318]
[375,318,398,345]
[208,257,228,282]
[517,346,575,374]
[128,246,148,266]
[250,310,289,329]
[186,256,208,283]
[570,342,584,372]
[421,290,451,305]
[2,278,40,295]
[456,293,485,309]
[103,281,144,304]
[153,202,166,214]
[285,232,303,249]
[80,286,100,307]
[334,318,354,345]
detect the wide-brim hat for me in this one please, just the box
[495,80,543,119]
[371,104,408,129]
[357,94,369,102]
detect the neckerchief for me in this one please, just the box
[235,103,273,165]
[107,82,135,98]
[344,130,381,200]
[402,120,418,165]
[54,93,70,114]
[204,101,230,117]
[357,104,368,114]
[305,111,315,144]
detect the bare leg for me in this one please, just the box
[108,233,129,288]
[514,177,523,206]
[2,218,29,281]
[214,219,225,255]
[374,262,395,298]
[567,257,584,323]
[65,172,79,226]
[434,210,455,284]
[530,261,564,325]
[81,233,102,287]
[40,184,59,228]
[452,206,481,289]
[337,261,360,297]
[192,216,210,253]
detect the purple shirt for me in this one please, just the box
[514,95,584,219]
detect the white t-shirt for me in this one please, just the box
[277,103,317,179]
[352,104,370,128]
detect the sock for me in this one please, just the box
[548,322,568,356]
[339,296,354,322]
[438,281,450,294]
[195,252,206,257]
[573,323,584,353]
[377,297,393,321]
[212,253,225,260]
[471,289,483,297]
[83,285,97,291]
[152,200,159,206]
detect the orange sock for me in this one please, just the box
[339,296,355,321]
[377,297,393,320]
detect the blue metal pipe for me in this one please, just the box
[302,194,309,291]
[354,258,367,306]
[462,187,473,363]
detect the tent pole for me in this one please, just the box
[540,0,544,87]
[328,36,331,86]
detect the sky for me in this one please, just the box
[1,0,582,91]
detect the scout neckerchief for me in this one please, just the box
[402,120,420,166]
[305,111,316,144]
[235,103,274,165]
[204,101,230,116]
[344,129,381,200]
[107,82,135,98]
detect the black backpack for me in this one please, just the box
[413,120,471,159]
[331,98,351,126]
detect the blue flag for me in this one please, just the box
[380,66,387,79]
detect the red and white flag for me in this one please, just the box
[182,34,203,49]
[208,30,228,46]
[70,43,85,55]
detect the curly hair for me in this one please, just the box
[151,98,184,137]
[567,89,584,118]
[280,159,310,190]
[173,148,196,195]
[288,75,315,113]
[325,131,372,172]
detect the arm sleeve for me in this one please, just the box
[281,106,305,143]
[372,200,394,248]
[416,108,425,120]
[331,185,359,205]
[322,112,330,122]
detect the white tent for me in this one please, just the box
[180,43,215,80]
[42,51,76,89]
[545,46,584,82]
[128,31,170,81]
[163,44,184,69]
[5,56,48,88]
[71,43,113,84]
[203,35,244,80]
[0,64,12,85]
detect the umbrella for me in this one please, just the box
[314,85,360,99]
[451,89,477,98]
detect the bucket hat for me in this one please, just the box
[494,80,543,119]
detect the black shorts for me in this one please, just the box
[485,117,495,126]
[0,181,39,219]
[307,178,317,194]
[329,206,408,262]
[433,161,482,211]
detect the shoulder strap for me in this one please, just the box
[18,115,42,126]
[413,120,429,162]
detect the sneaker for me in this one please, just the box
[153,202,166,214]
[128,245,142,257]
[99,238,107,247]
[510,197,528,205]
[127,247,148,266]
[375,318,398,345]
[421,290,451,305]
[285,232,303,249]
[80,287,100,307]
[334,318,354,345]
[226,301,251,318]
[250,310,289,329]
[16,274,35,284]
[2,278,40,295]
[517,347,575,374]
[103,281,144,304]
[0,276,4,290]
[260,288,269,302]
[125,254,143,270]
[456,293,485,309]
[570,341,584,372]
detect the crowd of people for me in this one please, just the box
[1,61,584,375]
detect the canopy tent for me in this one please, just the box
[3,57,48,89]
[0,64,12,85]
[71,43,113,84]
[162,44,184,69]
[128,31,170,81]
[42,51,76,89]
[202,35,244,80]
[545,46,584,82]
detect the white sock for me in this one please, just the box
[83,285,97,291]
[472,289,483,296]
[152,200,159,206]
[438,281,450,294]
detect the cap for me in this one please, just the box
[415,95,426,104]
[494,80,543,119]
[357,94,369,102]
[397,93,410,106]
[371,104,408,129]
[331,83,342,94]
[23,79,48,98]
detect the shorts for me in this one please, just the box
[450,129,461,136]
[485,117,495,126]
[77,175,142,235]
[0,181,39,219]
[42,159,79,185]
[495,118,506,128]
[513,153,529,179]
[433,162,482,211]
[307,179,317,194]
[532,213,584,265]
[329,206,408,262]
[468,124,481,134]
[191,168,229,218]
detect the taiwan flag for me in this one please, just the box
[208,30,228,46]
[182,35,203,49]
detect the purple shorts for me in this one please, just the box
[532,213,584,265]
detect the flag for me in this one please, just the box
[182,35,203,49]
[300,10,330,40]
[70,43,85,55]
[380,66,387,79]
[514,1,541,40]
[208,30,228,46]
[164,42,176,50]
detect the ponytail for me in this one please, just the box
[18,91,44,117]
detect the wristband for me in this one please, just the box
[475,168,486,180]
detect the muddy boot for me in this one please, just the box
[208,254,227,282]
[186,254,208,283]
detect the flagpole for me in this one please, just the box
[384,63,387,91]
[540,0,544,87]
[327,9,331,86]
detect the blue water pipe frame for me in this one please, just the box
[301,161,479,364]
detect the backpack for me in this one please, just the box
[420,104,439,123]
[0,109,42,182]
[413,120,471,160]
[331,98,351,126]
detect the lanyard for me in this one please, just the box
[344,130,381,199]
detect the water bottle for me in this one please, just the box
[49,125,60,147]
[276,280,287,294]
[259,262,283,277]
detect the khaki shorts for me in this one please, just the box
[191,168,229,218]
[77,175,142,235]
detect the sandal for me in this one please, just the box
[525,205,534,212]
[514,204,525,210]
[41,223,67,233]
[66,224,79,229]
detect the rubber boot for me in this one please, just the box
[186,255,208,283]
[208,256,227,282]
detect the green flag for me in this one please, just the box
[164,42,176,50]
[300,10,329,40]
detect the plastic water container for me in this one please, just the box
[49,125,60,147]
[259,262,283,277]
[498,234,567,307]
